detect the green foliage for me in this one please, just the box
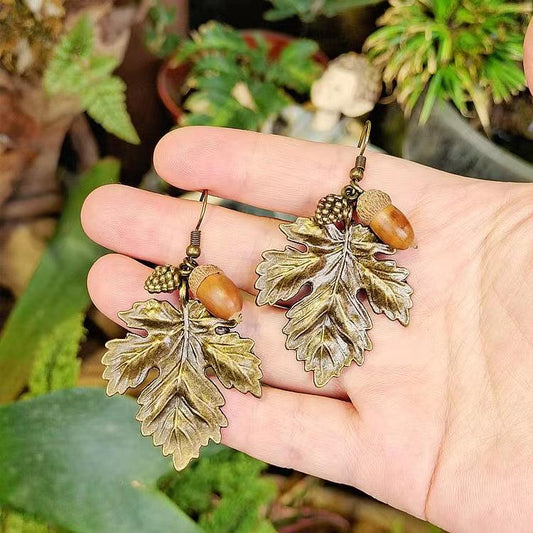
[177,21,323,130]
[161,448,277,533]
[26,313,85,398]
[0,159,120,403]
[144,0,181,58]
[44,16,140,144]
[264,0,381,22]
[0,509,50,533]
[364,0,530,128]
[0,388,200,533]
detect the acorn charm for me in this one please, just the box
[103,190,262,473]
[356,189,415,250]
[189,265,243,321]
[256,120,414,388]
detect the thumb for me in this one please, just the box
[524,17,533,95]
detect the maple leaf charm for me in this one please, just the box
[103,298,261,470]
[255,217,412,387]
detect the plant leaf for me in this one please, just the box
[264,0,380,22]
[43,15,92,94]
[43,15,139,144]
[267,39,323,93]
[256,218,412,387]
[0,159,120,404]
[81,77,140,144]
[0,388,201,533]
[103,299,261,470]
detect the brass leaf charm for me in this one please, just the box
[256,217,412,387]
[103,298,261,470]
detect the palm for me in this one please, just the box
[82,128,533,532]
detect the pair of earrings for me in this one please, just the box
[103,121,415,470]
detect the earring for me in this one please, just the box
[255,121,414,387]
[102,190,262,470]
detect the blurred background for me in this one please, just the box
[0,1,531,532]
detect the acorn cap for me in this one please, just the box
[356,189,391,226]
[189,264,223,297]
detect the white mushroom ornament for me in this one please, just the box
[311,52,382,132]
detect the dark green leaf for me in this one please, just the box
[265,0,380,22]
[0,159,120,403]
[0,388,201,533]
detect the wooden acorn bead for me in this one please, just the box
[356,189,415,250]
[189,265,243,321]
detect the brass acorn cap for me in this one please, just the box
[356,189,391,226]
[189,264,223,296]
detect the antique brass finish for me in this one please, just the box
[102,190,262,470]
[103,299,260,470]
[144,190,209,295]
[256,121,414,387]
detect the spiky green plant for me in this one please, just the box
[176,21,323,130]
[364,0,531,129]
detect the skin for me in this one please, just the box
[81,21,533,533]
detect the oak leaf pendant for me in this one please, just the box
[103,298,261,470]
[255,217,412,387]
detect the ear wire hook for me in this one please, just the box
[350,120,371,183]
[195,189,209,231]
[190,189,209,249]
[179,190,210,306]
[357,120,371,157]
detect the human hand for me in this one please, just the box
[81,24,533,533]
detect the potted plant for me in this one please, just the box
[364,0,533,182]
[157,21,327,130]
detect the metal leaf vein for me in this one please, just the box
[102,298,262,470]
[255,217,413,386]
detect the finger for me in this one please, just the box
[220,385,364,488]
[153,126,463,217]
[88,253,347,399]
[525,17,533,94]
[82,184,285,295]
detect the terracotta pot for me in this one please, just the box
[157,29,328,122]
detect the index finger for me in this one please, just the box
[153,126,462,216]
